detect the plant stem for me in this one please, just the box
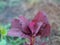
[30,36,35,45]
[1,35,3,41]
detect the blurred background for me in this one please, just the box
[0,0,60,45]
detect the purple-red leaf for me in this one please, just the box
[32,11,48,24]
[11,19,20,28]
[8,28,22,37]
[8,11,51,38]
[31,11,50,37]
[7,28,30,38]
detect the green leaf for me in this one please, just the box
[0,25,7,36]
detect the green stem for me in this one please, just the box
[1,35,3,41]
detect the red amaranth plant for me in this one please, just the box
[7,11,51,45]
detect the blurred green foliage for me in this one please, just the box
[0,24,8,45]
[28,0,40,5]
[7,37,27,45]
[8,0,20,7]
[0,1,7,13]
[0,39,7,45]
[0,0,21,13]
[0,25,7,37]
[53,0,60,4]
[0,23,27,45]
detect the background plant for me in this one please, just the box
[0,24,8,45]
